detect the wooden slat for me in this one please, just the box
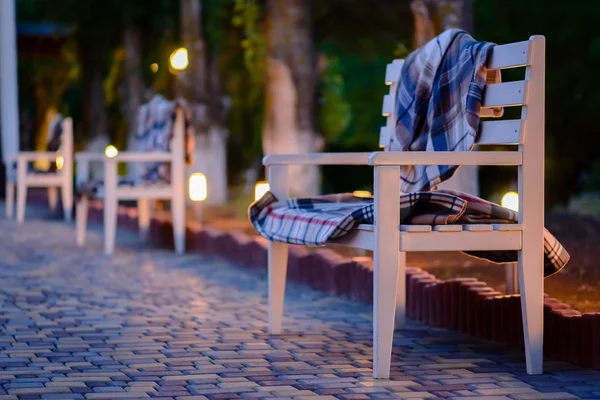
[464,224,494,232]
[382,94,393,116]
[385,62,402,85]
[434,225,463,232]
[357,223,524,233]
[330,229,522,252]
[494,223,523,231]
[483,81,527,107]
[263,152,372,166]
[489,40,529,69]
[478,120,522,145]
[379,126,392,149]
[400,225,432,232]
[368,151,522,166]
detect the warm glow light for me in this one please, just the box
[150,63,159,73]
[105,145,119,158]
[501,191,519,212]
[56,155,64,170]
[189,173,208,202]
[255,181,270,201]
[170,48,189,71]
[352,190,372,198]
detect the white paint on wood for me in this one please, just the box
[373,166,401,379]
[483,80,527,107]
[263,36,546,379]
[517,35,545,375]
[267,165,289,335]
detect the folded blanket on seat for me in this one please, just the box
[249,190,569,278]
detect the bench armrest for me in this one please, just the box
[17,152,61,161]
[367,151,522,166]
[263,152,374,166]
[75,152,105,162]
[110,152,172,162]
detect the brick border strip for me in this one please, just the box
[26,192,600,370]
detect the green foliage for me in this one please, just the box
[475,0,600,206]
[232,0,266,104]
[317,57,352,142]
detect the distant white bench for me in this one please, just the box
[5,115,73,223]
[262,35,546,378]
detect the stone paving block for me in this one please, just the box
[511,393,579,400]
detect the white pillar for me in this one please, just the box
[1,0,20,163]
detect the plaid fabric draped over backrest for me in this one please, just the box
[135,95,195,183]
[46,114,64,172]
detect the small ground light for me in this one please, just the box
[150,63,159,73]
[352,190,372,198]
[56,155,64,170]
[501,191,519,212]
[105,145,118,158]
[189,173,208,202]
[170,48,188,71]
[255,182,270,201]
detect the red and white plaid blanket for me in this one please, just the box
[249,189,569,278]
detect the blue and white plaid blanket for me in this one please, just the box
[249,190,569,278]
[389,29,501,192]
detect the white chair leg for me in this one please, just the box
[104,196,117,255]
[76,196,88,246]
[62,182,73,223]
[5,182,15,219]
[268,241,289,334]
[171,196,185,254]
[16,182,27,223]
[137,198,150,242]
[395,251,407,329]
[103,161,118,255]
[518,247,544,374]
[48,187,58,213]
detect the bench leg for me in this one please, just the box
[103,161,118,255]
[16,182,27,223]
[48,186,58,213]
[395,251,407,329]
[5,182,14,219]
[518,246,544,374]
[373,165,401,379]
[76,196,88,246]
[268,241,288,335]
[138,198,150,243]
[62,181,73,223]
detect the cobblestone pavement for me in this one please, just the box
[1,216,600,400]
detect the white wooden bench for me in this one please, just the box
[75,105,187,256]
[262,35,545,378]
[6,116,73,223]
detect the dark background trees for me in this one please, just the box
[15,0,600,207]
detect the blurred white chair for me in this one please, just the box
[75,96,193,255]
[5,115,73,223]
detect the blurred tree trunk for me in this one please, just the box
[124,27,145,148]
[180,0,229,205]
[79,42,110,180]
[264,0,322,197]
[123,27,146,180]
[411,0,478,196]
